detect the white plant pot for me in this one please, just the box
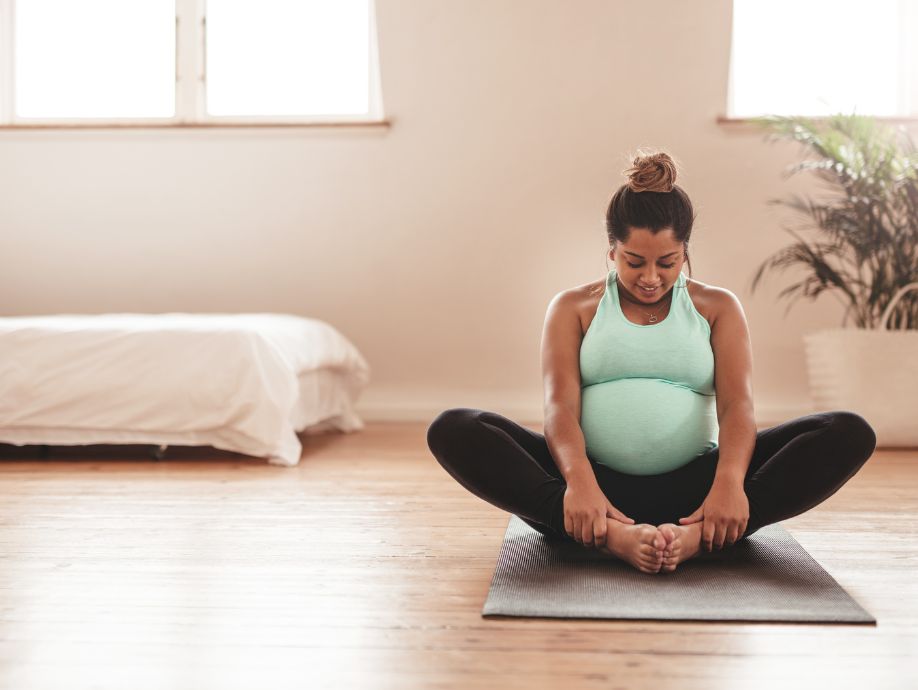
[802,282,918,448]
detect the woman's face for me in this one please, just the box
[610,227,686,303]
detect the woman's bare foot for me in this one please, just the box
[656,522,704,572]
[656,526,678,573]
[597,519,665,574]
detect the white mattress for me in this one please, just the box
[0,313,371,466]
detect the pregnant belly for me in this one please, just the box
[580,378,719,476]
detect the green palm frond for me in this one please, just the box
[751,113,918,329]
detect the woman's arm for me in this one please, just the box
[709,288,757,486]
[541,290,638,546]
[540,291,595,487]
[679,287,756,550]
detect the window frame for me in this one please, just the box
[0,0,387,129]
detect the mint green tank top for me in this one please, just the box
[579,266,719,475]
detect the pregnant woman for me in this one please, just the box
[426,151,877,575]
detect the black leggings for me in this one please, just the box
[426,408,877,542]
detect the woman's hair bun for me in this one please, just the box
[623,151,677,193]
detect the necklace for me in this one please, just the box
[644,304,667,324]
[617,278,671,324]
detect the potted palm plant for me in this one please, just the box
[749,113,918,446]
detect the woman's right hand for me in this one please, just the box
[563,480,635,548]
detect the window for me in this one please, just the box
[0,0,385,126]
[728,0,918,119]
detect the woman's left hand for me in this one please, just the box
[678,478,750,551]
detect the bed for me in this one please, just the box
[0,313,370,466]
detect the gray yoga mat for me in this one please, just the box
[482,515,875,623]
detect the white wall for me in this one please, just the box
[0,0,906,426]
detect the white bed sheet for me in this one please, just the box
[0,313,370,466]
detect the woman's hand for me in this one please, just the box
[563,479,635,548]
[679,477,749,550]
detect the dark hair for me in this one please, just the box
[604,150,696,278]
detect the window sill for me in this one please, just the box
[0,119,392,131]
[717,115,918,128]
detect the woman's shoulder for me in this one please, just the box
[548,277,606,336]
[685,276,739,325]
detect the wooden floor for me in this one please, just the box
[0,423,915,690]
